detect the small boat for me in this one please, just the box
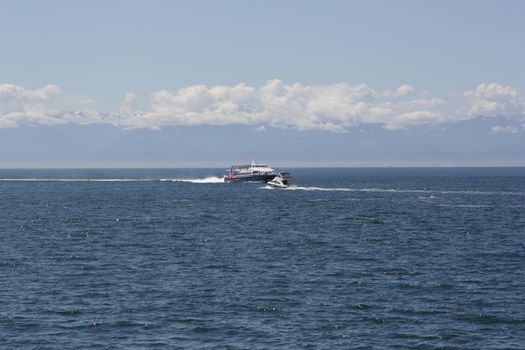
[266,172,292,188]
[224,161,277,183]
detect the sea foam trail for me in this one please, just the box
[437,204,495,208]
[0,177,226,183]
[262,185,523,196]
[262,185,356,191]
[161,176,225,184]
[0,178,154,182]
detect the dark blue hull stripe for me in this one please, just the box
[224,174,276,183]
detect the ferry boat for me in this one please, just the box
[224,161,277,183]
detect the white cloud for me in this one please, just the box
[116,80,444,131]
[0,83,64,128]
[383,84,414,98]
[120,92,139,115]
[1,81,524,133]
[0,83,61,102]
[490,125,519,134]
[462,83,525,119]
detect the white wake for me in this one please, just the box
[261,185,523,195]
[0,176,226,183]
[161,176,225,184]
[0,178,154,182]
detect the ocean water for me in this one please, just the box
[1,167,524,349]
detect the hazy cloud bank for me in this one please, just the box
[1,80,524,132]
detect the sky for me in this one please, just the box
[0,0,524,167]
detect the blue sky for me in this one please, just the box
[0,0,524,167]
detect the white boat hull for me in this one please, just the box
[266,172,292,188]
[267,181,288,188]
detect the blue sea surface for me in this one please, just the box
[1,168,524,349]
